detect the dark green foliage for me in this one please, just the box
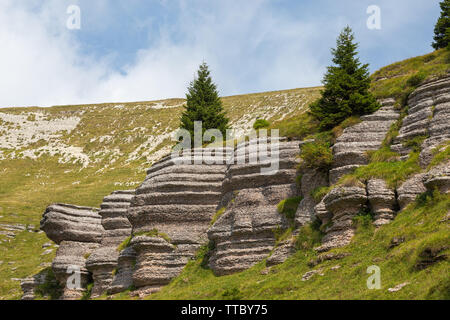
[432,0,450,50]
[253,119,270,130]
[310,27,379,130]
[180,62,229,145]
[300,141,333,171]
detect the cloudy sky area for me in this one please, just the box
[0,0,441,107]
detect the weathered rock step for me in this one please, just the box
[214,240,275,253]
[227,160,298,177]
[329,165,362,184]
[137,181,223,194]
[128,205,216,222]
[45,204,101,219]
[332,152,369,168]
[98,208,129,218]
[145,173,226,184]
[101,217,132,230]
[335,132,390,144]
[332,141,383,154]
[146,164,227,178]
[100,203,130,211]
[102,193,135,203]
[224,171,297,191]
[133,191,222,206]
[408,77,450,102]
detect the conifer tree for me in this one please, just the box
[432,0,450,50]
[310,26,379,130]
[180,62,229,145]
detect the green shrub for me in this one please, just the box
[300,142,333,171]
[253,119,270,130]
[277,196,303,223]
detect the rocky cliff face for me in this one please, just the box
[128,148,230,295]
[315,76,450,252]
[208,139,300,275]
[29,76,449,300]
[85,190,134,298]
[330,98,400,184]
[40,204,104,299]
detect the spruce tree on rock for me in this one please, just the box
[180,62,229,146]
[310,26,379,130]
[432,0,450,50]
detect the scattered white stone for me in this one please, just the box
[42,243,52,249]
[41,249,53,256]
[388,282,410,293]
[331,265,341,271]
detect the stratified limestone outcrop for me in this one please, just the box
[423,160,450,194]
[128,148,230,294]
[316,186,367,252]
[86,190,134,298]
[109,247,136,294]
[392,76,450,165]
[295,168,328,227]
[40,204,104,244]
[208,139,300,275]
[40,204,103,299]
[330,99,399,184]
[367,179,397,227]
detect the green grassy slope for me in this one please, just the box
[0,87,320,299]
[0,50,449,300]
[146,193,449,300]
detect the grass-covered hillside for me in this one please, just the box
[0,49,449,300]
[0,86,320,299]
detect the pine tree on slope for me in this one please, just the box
[310,26,379,130]
[432,0,450,50]
[180,62,229,145]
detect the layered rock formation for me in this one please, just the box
[295,167,328,227]
[86,190,134,298]
[367,179,397,227]
[208,139,300,275]
[392,76,450,165]
[330,99,400,184]
[128,148,230,294]
[316,186,367,252]
[40,204,103,299]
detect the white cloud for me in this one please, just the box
[0,0,439,108]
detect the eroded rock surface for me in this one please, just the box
[367,179,397,227]
[208,139,300,275]
[392,76,450,165]
[295,168,328,227]
[423,160,450,194]
[86,190,134,298]
[330,99,399,184]
[128,148,230,293]
[40,204,103,299]
[316,186,367,252]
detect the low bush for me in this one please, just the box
[253,119,270,130]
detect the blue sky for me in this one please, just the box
[0,0,442,107]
